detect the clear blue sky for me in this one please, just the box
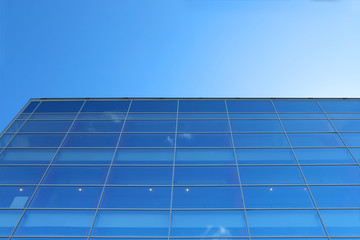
[1,0,360,131]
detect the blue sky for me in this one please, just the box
[1,0,360,130]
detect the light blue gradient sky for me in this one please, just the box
[1,0,360,130]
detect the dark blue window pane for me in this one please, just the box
[340,133,360,146]
[247,210,326,236]
[294,148,356,164]
[177,133,232,147]
[319,100,360,112]
[30,187,102,208]
[179,100,226,112]
[6,121,24,132]
[332,120,360,131]
[119,134,175,147]
[279,113,326,119]
[176,149,235,165]
[229,113,277,119]
[30,114,77,120]
[233,133,289,147]
[63,134,119,147]
[320,210,360,236]
[19,121,72,132]
[227,100,274,113]
[287,133,344,147]
[14,210,94,236]
[0,149,57,164]
[35,101,84,113]
[178,120,229,132]
[174,166,239,185]
[310,186,360,208]
[302,166,360,184]
[328,113,360,119]
[236,149,296,164]
[243,186,313,208]
[230,120,282,132]
[92,210,169,236]
[17,114,30,120]
[54,148,114,164]
[0,134,13,147]
[282,120,334,132]
[123,120,176,132]
[239,166,304,184]
[108,166,172,185]
[43,166,108,184]
[101,187,171,208]
[172,187,243,209]
[170,210,247,236]
[0,186,35,208]
[273,100,322,113]
[81,101,130,113]
[0,166,46,184]
[23,101,40,113]
[70,120,124,132]
[0,210,22,235]
[130,101,177,112]
[8,134,65,147]
[77,113,126,120]
[127,113,176,120]
[114,148,174,164]
[179,113,227,119]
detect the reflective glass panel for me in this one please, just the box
[114,148,174,164]
[302,166,360,184]
[319,100,360,112]
[172,186,243,209]
[0,186,35,208]
[6,121,24,132]
[273,100,322,113]
[349,148,360,163]
[127,113,176,120]
[282,120,334,132]
[19,120,72,132]
[130,101,177,112]
[8,134,65,147]
[0,210,22,235]
[328,113,360,119]
[54,148,114,164]
[29,114,77,120]
[77,113,126,120]
[279,113,326,119]
[92,210,169,236]
[101,187,171,208]
[70,120,124,132]
[0,134,13,147]
[62,134,119,147]
[123,120,176,132]
[233,133,289,147]
[177,133,232,147]
[178,120,229,132]
[332,120,360,131]
[43,166,108,184]
[230,120,282,132]
[118,134,175,147]
[310,186,360,208]
[320,210,360,236]
[287,133,344,147]
[34,101,84,113]
[227,100,274,112]
[81,101,130,113]
[294,148,356,164]
[340,133,360,146]
[0,149,57,164]
[17,114,30,120]
[236,149,296,164]
[0,166,46,184]
[179,100,226,112]
[176,148,235,164]
[238,166,304,184]
[229,113,277,119]
[170,210,247,236]
[179,113,227,119]
[23,101,40,113]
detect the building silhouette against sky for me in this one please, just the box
[0,98,359,239]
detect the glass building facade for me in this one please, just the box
[0,98,359,240]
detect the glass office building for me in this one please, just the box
[0,98,359,240]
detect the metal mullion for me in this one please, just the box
[270,100,331,240]
[225,99,251,240]
[8,100,87,239]
[86,100,132,240]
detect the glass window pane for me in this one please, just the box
[101,187,171,208]
[0,166,46,184]
[14,210,94,236]
[92,210,169,236]
[54,148,114,164]
[0,149,57,164]
[77,113,126,120]
[176,149,235,165]
[236,149,296,164]
[114,148,174,164]
[170,210,247,236]
[331,120,360,132]
[119,134,175,147]
[243,186,314,208]
[127,113,176,120]
[0,134,14,147]
[233,133,289,147]
[0,210,23,235]
[174,166,239,185]
[328,113,360,119]
[123,120,176,132]
[130,101,177,112]
[43,166,108,184]
[273,100,322,113]
[178,120,229,132]
[294,148,356,164]
[279,113,326,119]
[230,120,282,132]
[30,187,102,208]
[287,133,344,147]
[179,100,226,112]
[8,134,65,147]
[282,120,334,132]
[12,238,86,240]
[172,187,243,209]
[81,101,130,113]
[247,210,326,236]
[179,113,227,119]
[177,133,232,147]
[302,166,360,184]
[19,121,72,132]
[227,100,274,113]
[63,134,119,147]
[108,166,172,185]
[310,186,360,208]
[34,101,84,113]
[17,114,30,120]
[341,133,360,146]
[239,166,304,184]
[319,100,360,112]
[0,186,36,208]
[70,120,124,132]
[6,121,24,132]
[29,114,77,120]
[229,113,277,119]
[23,101,40,113]
[319,210,360,236]
[349,148,360,163]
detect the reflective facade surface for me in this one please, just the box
[0,98,360,240]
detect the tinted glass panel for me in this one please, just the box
[130,101,177,112]
[23,101,40,113]
[231,120,282,132]
[6,121,24,132]
[227,100,274,113]
[279,113,326,119]
[54,148,114,164]
[287,133,344,147]
[177,133,232,147]
[77,113,126,120]
[319,100,360,112]
[70,120,124,132]
[273,100,322,113]
[119,134,175,147]
[233,133,289,147]
[0,166,46,184]
[0,149,57,164]
[178,120,229,132]
[127,113,176,119]
[302,166,360,184]
[43,166,108,184]
[176,148,235,164]
[123,120,176,132]
[17,114,30,120]
[81,101,130,113]
[19,121,72,132]
[236,149,296,164]
[294,148,356,164]
[310,186,360,208]
[282,120,334,132]
[349,148,360,163]
[0,186,35,208]
[179,100,226,112]
[179,113,227,119]
[332,120,360,132]
[8,134,65,147]
[320,210,360,236]
[63,134,119,147]
[30,114,77,120]
[35,101,84,113]
[340,133,360,146]
[239,166,304,184]
[328,113,360,119]
[170,210,247,236]
[0,210,22,235]
[114,148,174,164]
[0,134,13,147]
[229,113,277,119]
